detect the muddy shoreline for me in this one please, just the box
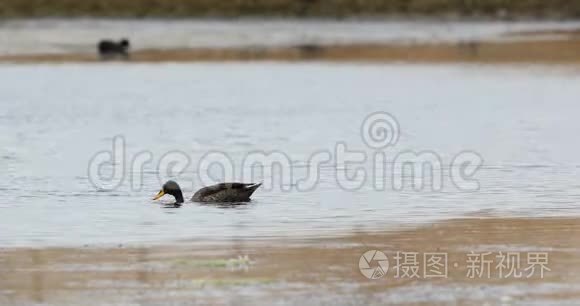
[2,217,580,305]
[2,38,580,64]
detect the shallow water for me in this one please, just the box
[1,62,580,247]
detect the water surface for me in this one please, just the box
[1,63,579,247]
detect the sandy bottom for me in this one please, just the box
[1,217,580,305]
[1,38,580,64]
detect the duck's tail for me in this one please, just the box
[244,182,262,197]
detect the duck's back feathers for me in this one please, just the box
[191,182,262,203]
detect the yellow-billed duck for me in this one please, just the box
[153,180,262,205]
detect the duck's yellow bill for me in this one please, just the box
[153,190,165,200]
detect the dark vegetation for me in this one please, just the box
[0,0,579,18]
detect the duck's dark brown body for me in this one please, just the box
[191,182,262,203]
[97,39,130,60]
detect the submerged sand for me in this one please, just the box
[2,38,580,64]
[1,217,580,305]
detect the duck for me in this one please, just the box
[152,180,262,205]
[97,38,130,60]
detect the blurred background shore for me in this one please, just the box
[1,18,580,63]
[1,0,580,63]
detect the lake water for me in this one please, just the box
[1,62,580,247]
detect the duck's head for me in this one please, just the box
[153,180,184,204]
[120,39,130,48]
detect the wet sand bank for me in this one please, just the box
[2,217,580,305]
[2,38,580,64]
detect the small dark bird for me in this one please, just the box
[97,39,130,60]
[153,180,262,205]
